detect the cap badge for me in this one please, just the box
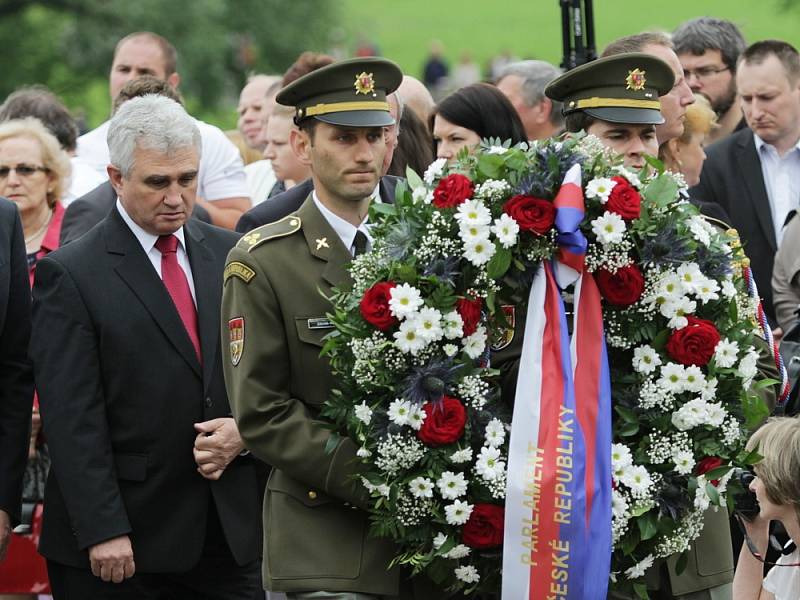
[626,69,647,91]
[354,71,376,96]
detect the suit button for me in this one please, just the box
[308,490,317,500]
[204,397,213,408]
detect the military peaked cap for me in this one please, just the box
[276,57,403,127]
[545,53,675,125]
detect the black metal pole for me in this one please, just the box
[560,0,572,71]
[584,0,597,62]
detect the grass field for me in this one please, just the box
[341,0,800,79]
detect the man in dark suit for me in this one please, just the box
[30,95,261,598]
[235,174,400,233]
[690,40,800,327]
[0,197,34,562]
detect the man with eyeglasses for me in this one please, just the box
[674,18,748,143]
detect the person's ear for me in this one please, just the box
[534,98,553,125]
[167,72,181,90]
[290,128,313,167]
[107,164,124,195]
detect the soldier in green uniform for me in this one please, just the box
[221,58,435,600]
[539,53,779,600]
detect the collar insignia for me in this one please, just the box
[626,68,647,91]
[354,71,376,96]
[316,237,330,250]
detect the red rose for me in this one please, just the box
[666,316,721,366]
[595,264,645,307]
[359,281,398,331]
[433,174,474,208]
[456,297,483,337]
[417,396,467,446]
[606,176,641,220]
[695,456,724,486]
[463,504,505,549]
[502,194,555,234]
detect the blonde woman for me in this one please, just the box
[659,94,717,187]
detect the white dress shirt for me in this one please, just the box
[311,185,380,256]
[755,133,800,244]
[116,200,197,304]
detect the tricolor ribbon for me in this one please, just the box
[502,164,612,599]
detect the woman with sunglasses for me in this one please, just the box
[733,417,800,600]
[0,117,69,599]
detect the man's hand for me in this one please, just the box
[0,510,11,562]
[193,418,244,480]
[89,535,135,583]
[29,407,42,459]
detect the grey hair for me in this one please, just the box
[497,60,564,127]
[108,94,201,178]
[673,18,747,72]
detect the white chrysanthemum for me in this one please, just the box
[484,419,506,448]
[463,235,497,266]
[487,145,508,155]
[437,471,468,500]
[721,279,737,298]
[714,339,739,368]
[614,166,642,188]
[455,199,492,227]
[706,403,727,427]
[459,223,491,242]
[433,532,448,549]
[408,476,434,498]
[738,350,759,384]
[702,377,718,402]
[416,307,444,342]
[672,398,710,431]
[611,443,633,469]
[450,447,473,464]
[463,326,488,359]
[423,157,447,184]
[356,447,372,458]
[408,404,426,431]
[672,449,695,475]
[625,554,654,579]
[688,216,714,247]
[657,273,684,303]
[632,345,662,374]
[695,277,720,304]
[389,283,424,319]
[661,296,696,329]
[443,310,464,340]
[445,499,474,525]
[413,186,433,204]
[586,177,617,202]
[445,544,472,559]
[388,399,412,426]
[683,366,706,393]
[591,211,626,245]
[612,490,629,519]
[677,263,704,293]
[454,565,480,584]
[393,319,427,355]
[491,213,520,248]
[659,363,686,393]
[620,465,652,496]
[443,343,459,357]
[354,402,373,424]
[475,446,506,480]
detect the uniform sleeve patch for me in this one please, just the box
[224,261,256,284]
[229,317,245,366]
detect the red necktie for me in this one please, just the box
[155,234,201,362]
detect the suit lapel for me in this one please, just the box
[185,221,219,392]
[105,210,202,378]
[737,133,777,251]
[379,176,398,205]
[296,197,353,289]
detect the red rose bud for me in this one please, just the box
[595,264,645,307]
[359,281,398,331]
[432,173,474,209]
[695,456,724,486]
[502,194,555,234]
[606,176,641,220]
[666,316,721,366]
[417,396,467,446]
[462,504,505,549]
[456,297,483,337]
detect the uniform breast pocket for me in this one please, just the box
[293,316,335,404]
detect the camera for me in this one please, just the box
[730,467,760,520]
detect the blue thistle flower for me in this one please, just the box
[384,221,417,260]
[423,256,461,286]
[695,244,733,280]
[515,144,583,198]
[639,224,694,267]
[402,359,462,405]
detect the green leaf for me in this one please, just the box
[370,202,398,217]
[617,421,640,437]
[703,465,733,481]
[637,513,658,541]
[651,328,670,351]
[487,246,512,279]
[643,154,665,174]
[755,377,781,389]
[644,174,679,208]
[705,481,720,505]
[675,551,689,575]
[405,166,425,191]
[476,153,503,178]
[633,582,650,599]
[615,404,639,424]
[324,432,341,455]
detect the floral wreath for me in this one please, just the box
[322,134,770,597]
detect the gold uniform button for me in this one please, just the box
[308,490,317,500]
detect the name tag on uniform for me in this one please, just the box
[307,317,334,330]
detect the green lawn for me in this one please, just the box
[342,0,800,79]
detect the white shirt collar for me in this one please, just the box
[754,133,800,156]
[116,199,187,254]
[311,192,372,254]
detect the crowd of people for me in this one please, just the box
[0,15,800,600]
